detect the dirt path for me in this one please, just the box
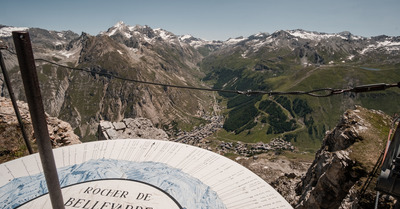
[288,66,321,89]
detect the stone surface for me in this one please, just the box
[46,116,81,147]
[112,122,126,130]
[98,118,168,140]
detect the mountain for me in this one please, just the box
[200,29,400,152]
[0,22,216,141]
[1,23,399,149]
[178,34,223,56]
[198,29,400,65]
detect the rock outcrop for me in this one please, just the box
[0,96,81,163]
[295,106,395,208]
[98,118,168,140]
[46,116,81,148]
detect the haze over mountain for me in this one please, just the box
[0,22,399,150]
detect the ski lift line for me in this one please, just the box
[4,49,400,97]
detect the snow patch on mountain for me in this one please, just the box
[154,28,172,40]
[226,36,246,45]
[56,32,64,38]
[360,38,400,54]
[179,35,202,47]
[101,22,181,46]
[101,21,133,39]
[180,34,193,41]
[179,34,223,49]
[143,35,152,43]
[53,41,64,46]
[114,21,125,28]
[288,30,342,40]
[0,26,29,37]
[254,32,270,38]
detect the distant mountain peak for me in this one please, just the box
[179,34,223,49]
[286,29,337,40]
[98,22,186,47]
[284,29,363,41]
[100,21,131,37]
[0,25,29,37]
[179,34,197,41]
[114,21,126,28]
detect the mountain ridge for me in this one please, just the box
[3,22,399,50]
[0,23,215,141]
[0,22,399,147]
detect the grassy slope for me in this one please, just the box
[203,50,400,153]
[271,64,399,152]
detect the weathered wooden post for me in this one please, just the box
[12,31,65,209]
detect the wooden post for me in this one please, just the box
[12,31,65,209]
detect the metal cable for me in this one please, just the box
[4,48,400,97]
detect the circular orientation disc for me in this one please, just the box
[0,139,292,209]
[18,179,183,209]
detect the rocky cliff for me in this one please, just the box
[294,106,396,208]
[0,23,215,142]
[0,96,81,163]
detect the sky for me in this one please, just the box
[1,0,399,41]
